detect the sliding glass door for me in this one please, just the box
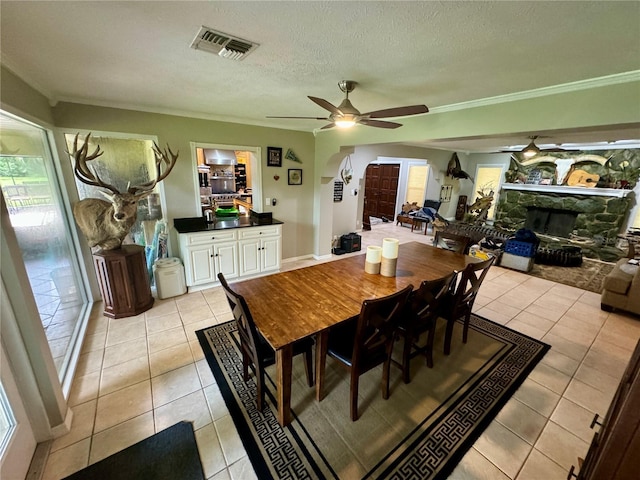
[0,111,89,382]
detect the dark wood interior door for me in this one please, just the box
[362,164,400,230]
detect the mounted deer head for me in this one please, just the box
[68,133,178,250]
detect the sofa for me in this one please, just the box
[601,258,640,315]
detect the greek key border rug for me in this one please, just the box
[197,315,549,480]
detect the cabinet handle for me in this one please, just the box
[590,413,602,429]
[211,237,215,240]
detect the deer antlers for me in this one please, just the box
[127,142,179,195]
[68,132,119,194]
[68,133,179,197]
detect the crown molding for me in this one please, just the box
[430,71,640,114]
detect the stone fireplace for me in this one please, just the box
[494,184,634,260]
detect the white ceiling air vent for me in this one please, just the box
[190,26,258,61]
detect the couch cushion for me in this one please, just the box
[603,261,636,294]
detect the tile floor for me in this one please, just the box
[36,221,640,480]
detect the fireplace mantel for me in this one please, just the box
[501,183,633,198]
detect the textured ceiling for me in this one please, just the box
[1,1,639,151]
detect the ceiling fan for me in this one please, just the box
[501,135,570,158]
[267,80,429,130]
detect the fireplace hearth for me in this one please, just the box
[495,184,634,260]
[525,207,578,237]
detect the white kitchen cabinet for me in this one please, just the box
[178,224,281,290]
[179,230,239,286]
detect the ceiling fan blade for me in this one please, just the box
[541,147,570,152]
[359,119,402,129]
[364,104,429,119]
[266,116,330,120]
[308,96,342,115]
[320,123,335,130]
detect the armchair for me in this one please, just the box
[601,259,640,315]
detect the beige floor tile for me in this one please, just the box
[513,312,556,333]
[582,340,633,379]
[146,311,183,334]
[94,380,152,433]
[74,348,104,377]
[105,316,146,347]
[215,414,245,467]
[573,363,620,394]
[191,339,206,361]
[521,303,564,323]
[99,355,150,396]
[539,349,580,377]
[492,290,535,311]
[67,370,100,407]
[41,437,90,480]
[176,291,208,311]
[561,304,608,328]
[550,398,598,443]
[495,398,547,445]
[542,332,588,362]
[195,422,228,479]
[154,389,212,432]
[102,336,148,369]
[512,378,560,417]
[152,363,202,407]
[144,298,178,319]
[535,421,589,471]
[196,358,215,387]
[210,467,232,480]
[483,299,524,321]
[473,421,532,478]
[214,311,235,323]
[149,341,194,377]
[147,325,188,353]
[185,319,218,342]
[89,411,155,464]
[516,448,567,480]
[227,456,258,480]
[81,330,107,354]
[449,447,510,480]
[50,399,97,453]
[596,328,639,352]
[527,362,571,395]
[533,291,575,309]
[547,284,583,301]
[563,378,614,415]
[547,323,598,348]
[180,304,216,325]
[204,384,230,420]
[505,319,547,340]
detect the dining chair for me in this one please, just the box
[394,272,456,383]
[318,284,413,421]
[433,231,472,254]
[439,256,495,355]
[218,273,314,412]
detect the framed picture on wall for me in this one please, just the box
[267,147,282,167]
[288,168,302,185]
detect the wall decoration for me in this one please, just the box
[288,168,302,185]
[285,148,302,163]
[274,175,280,181]
[334,180,344,202]
[267,147,282,167]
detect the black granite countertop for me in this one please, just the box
[174,216,282,233]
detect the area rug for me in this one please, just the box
[197,315,549,480]
[526,257,615,293]
[63,421,205,480]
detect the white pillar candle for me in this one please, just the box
[365,246,382,274]
[366,246,382,263]
[382,238,399,259]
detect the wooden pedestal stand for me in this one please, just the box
[93,244,154,318]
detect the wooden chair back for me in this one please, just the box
[434,231,471,254]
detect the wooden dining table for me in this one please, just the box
[231,241,479,426]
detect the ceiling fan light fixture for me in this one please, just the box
[522,141,540,158]
[334,116,357,128]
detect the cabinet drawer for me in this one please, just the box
[181,230,237,246]
[238,225,281,239]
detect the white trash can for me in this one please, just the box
[153,257,187,299]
